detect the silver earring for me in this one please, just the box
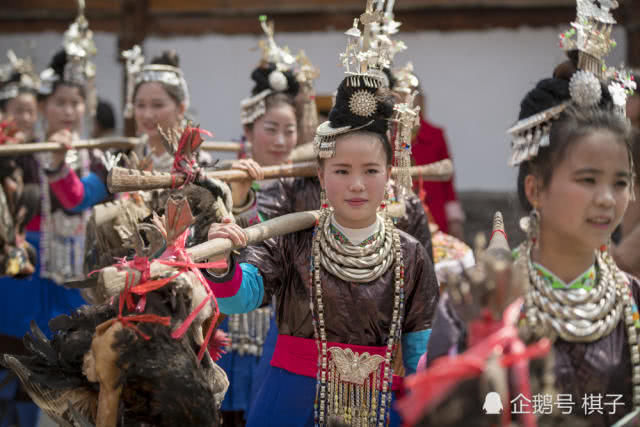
[520,207,540,248]
[320,189,329,211]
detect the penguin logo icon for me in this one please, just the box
[483,392,503,414]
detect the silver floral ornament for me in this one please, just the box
[569,70,602,107]
[348,89,377,117]
[268,70,288,92]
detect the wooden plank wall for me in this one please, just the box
[0,0,584,34]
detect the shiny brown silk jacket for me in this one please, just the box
[236,226,439,345]
[426,276,640,426]
[257,176,434,260]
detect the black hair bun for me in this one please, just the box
[553,58,577,82]
[49,49,68,78]
[250,63,300,98]
[151,50,180,68]
[518,78,570,120]
[382,67,397,90]
[0,72,22,87]
[328,75,395,135]
[520,55,616,120]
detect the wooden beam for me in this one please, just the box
[6,0,118,10]
[144,6,578,36]
[625,0,640,68]
[147,0,576,11]
[0,0,624,35]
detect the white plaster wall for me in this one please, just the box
[0,26,627,190]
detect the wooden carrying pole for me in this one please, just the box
[93,210,320,299]
[0,137,142,156]
[200,141,244,152]
[107,159,453,193]
[0,138,243,156]
[188,210,319,262]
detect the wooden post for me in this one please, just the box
[118,0,149,137]
[625,0,640,68]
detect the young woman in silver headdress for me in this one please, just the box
[122,46,212,172]
[203,14,439,426]
[0,51,39,143]
[427,3,640,425]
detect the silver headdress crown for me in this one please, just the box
[391,94,420,192]
[0,50,40,102]
[241,15,297,126]
[369,0,406,87]
[508,0,635,166]
[295,50,321,145]
[393,62,419,95]
[121,45,190,119]
[315,0,395,159]
[39,0,97,115]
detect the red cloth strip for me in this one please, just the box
[130,272,182,295]
[49,166,84,209]
[203,264,243,298]
[115,314,172,340]
[396,299,550,426]
[270,334,403,391]
[490,229,508,242]
[158,230,221,362]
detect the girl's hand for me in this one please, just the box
[230,158,264,208]
[49,129,73,170]
[207,217,248,247]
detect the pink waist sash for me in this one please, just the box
[270,334,403,391]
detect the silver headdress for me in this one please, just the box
[508,0,635,166]
[121,45,190,119]
[295,50,321,145]
[39,0,97,115]
[393,62,420,95]
[0,50,40,102]
[391,94,420,192]
[315,0,393,159]
[241,15,297,126]
[368,0,406,87]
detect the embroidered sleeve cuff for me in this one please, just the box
[69,173,110,213]
[203,262,265,314]
[402,329,432,375]
[48,165,85,210]
[202,257,242,298]
[44,163,71,181]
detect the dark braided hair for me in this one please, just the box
[516,56,633,211]
[323,74,396,165]
[0,73,38,111]
[244,63,300,130]
[249,63,299,97]
[133,50,186,106]
[38,50,86,102]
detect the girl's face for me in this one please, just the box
[134,82,184,142]
[42,84,85,135]
[5,93,38,140]
[318,133,391,229]
[245,103,297,166]
[530,130,631,254]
